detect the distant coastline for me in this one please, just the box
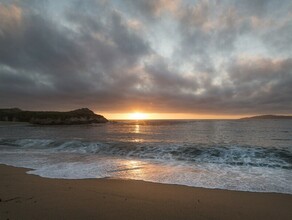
[0,108,108,125]
[240,115,292,120]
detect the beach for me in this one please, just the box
[0,164,291,220]
[1,0,292,218]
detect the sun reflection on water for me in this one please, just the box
[134,124,140,133]
[133,139,142,142]
[114,159,178,182]
[114,160,147,179]
[121,160,144,178]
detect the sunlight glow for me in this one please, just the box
[134,124,140,133]
[128,112,148,120]
[100,112,250,120]
[121,160,144,178]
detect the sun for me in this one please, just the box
[128,112,148,120]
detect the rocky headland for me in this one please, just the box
[240,115,292,120]
[0,108,108,125]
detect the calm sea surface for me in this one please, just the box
[0,120,291,194]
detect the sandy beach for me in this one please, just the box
[0,164,291,220]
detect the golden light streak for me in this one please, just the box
[100,112,249,120]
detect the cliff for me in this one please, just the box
[0,108,108,125]
[240,115,292,120]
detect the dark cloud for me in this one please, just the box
[235,0,291,16]
[177,1,251,57]
[144,57,198,92]
[0,0,292,116]
[226,58,292,106]
[0,1,151,111]
[222,57,292,114]
[262,21,292,55]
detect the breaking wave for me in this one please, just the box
[1,138,291,170]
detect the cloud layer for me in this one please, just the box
[0,0,292,116]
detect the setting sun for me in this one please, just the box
[128,112,148,120]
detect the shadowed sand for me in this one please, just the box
[0,165,291,220]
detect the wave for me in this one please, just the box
[0,138,291,170]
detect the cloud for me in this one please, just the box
[0,0,291,116]
[177,0,252,58]
[220,57,292,113]
[0,3,22,28]
[124,0,181,18]
[0,1,151,110]
[262,18,292,55]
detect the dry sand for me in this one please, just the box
[0,164,291,220]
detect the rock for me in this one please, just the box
[0,108,108,125]
[240,115,292,120]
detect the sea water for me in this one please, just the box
[0,120,291,194]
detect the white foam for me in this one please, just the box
[0,150,291,194]
[2,139,291,171]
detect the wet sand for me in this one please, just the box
[0,164,291,220]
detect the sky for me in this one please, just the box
[0,0,292,119]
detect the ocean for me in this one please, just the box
[0,120,291,194]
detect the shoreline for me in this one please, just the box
[3,163,292,196]
[1,164,291,220]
